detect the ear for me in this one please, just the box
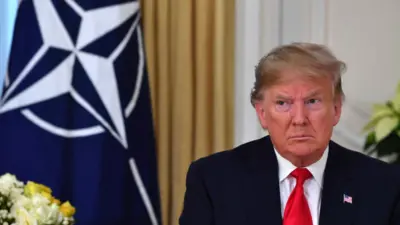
[255,102,269,129]
[333,97,342,126]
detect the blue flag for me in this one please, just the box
[0,1,162,225]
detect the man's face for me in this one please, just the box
[255,70,342,163]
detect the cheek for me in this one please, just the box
[266,108,292,128]
[308,108,336,129]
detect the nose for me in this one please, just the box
[290,102,308,126]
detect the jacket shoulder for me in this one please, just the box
[330,140,400,176]
[190,136,268,170]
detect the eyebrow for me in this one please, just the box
[275,94,292,100]
[274,90,323,100]
[304,90,322,98]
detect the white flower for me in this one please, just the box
[13,195,31,208]
[32,203,60,224]
[13,194,61,225]
[10,195,32,218]
[0,174,19,196]
[30,194,49,207]
[15,207,37,225]
[8,188,23,202]
[0,174,18,185]
[56,212,64,224]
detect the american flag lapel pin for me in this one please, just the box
[343,194,353,204]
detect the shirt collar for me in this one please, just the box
[274,146,329,188]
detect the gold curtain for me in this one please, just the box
[140,0,235,224]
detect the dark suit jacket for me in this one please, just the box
[179,136,400,225]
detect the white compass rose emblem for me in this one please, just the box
[0,0,145,149]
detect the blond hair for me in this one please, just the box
[251,42,346,107]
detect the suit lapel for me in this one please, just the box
[241,137,282,225]
[319,141,357,225]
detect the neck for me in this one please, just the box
[282,150,324,167]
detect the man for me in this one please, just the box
[179,42,400,225]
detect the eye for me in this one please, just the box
[305,98,322,110]
[306,99,320,104]
[275,100,290,112]
[276,100,286,105]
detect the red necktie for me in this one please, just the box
[283,168,313,225]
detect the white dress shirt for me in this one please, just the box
[274,147,329,225]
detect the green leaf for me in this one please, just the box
[393,81,400,112]
[375,117,399,142]
[362,104,395,132]
[397,129,400,137]
[372,103,390,112]
[392,92,400,113]
[371,104,394,119]
[363,131,376,151]
[363,117,384,132]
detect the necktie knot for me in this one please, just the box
[290,168,312,185]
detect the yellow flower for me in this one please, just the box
[40,191,53,201]
[52,198,61,205]
[24,181,52,197]
[60,201,76,217]
[39,191,62,205]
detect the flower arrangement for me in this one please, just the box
[0,173,75,225]
[363,82,400,163]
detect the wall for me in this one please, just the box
[234,0,400,151]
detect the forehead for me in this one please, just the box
[266,70,334,96]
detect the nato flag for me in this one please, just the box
[0,1,162,225]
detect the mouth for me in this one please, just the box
[289,135,313,141]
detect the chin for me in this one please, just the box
[287,141,319,156]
